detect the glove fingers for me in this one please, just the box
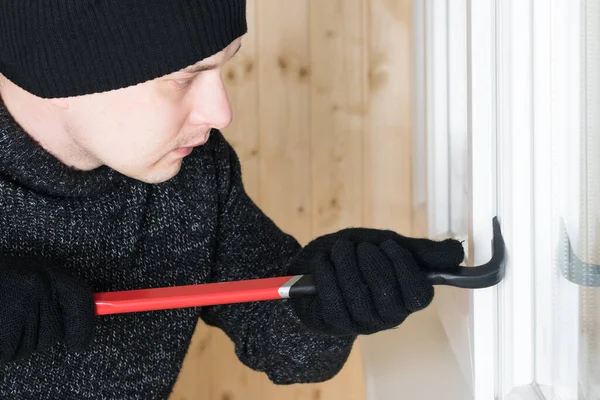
[47,268,96,352]
[336,228,465,270]
[0,308,26,362]
[12,269,50,361]
[331,240,384,334]
[0,263,52,362]
[15,302,41,361]
[37,290,64,351]
[380,240,434,313]
[311,252,356,335]
[357,242,407,326]
[398,237,465,270]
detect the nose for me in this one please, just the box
[187,70,233,130]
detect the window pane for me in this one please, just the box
[535,1,600,398]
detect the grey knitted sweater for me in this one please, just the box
[0,101,356,399]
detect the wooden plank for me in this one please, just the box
[363,0,414,235]
[256,0,312,245]
[309,0,367,237]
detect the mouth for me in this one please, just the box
[174,132,211,154]
[183,133,211,148]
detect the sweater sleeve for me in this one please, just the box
[197,131,356,385]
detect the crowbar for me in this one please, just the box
[94,217,505,316]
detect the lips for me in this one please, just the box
[182,133,210,148]
[174,134,210,152]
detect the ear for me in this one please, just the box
[49,97,70,109]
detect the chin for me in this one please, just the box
[133,162,183,184]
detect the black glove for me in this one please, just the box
[0,255,96,362]
[288,228,464,336]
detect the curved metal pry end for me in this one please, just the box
[426,216,507,289]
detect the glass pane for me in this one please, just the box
[480,1,600,398]
[418,2,600,398]
[534,1,600,399]
[579,2,600,396]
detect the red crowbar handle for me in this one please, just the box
[94,275,315,316]
[94,217,505,316]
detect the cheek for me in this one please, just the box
[67,87,188,169]
[125,109,182,150]
[97,105,185,162]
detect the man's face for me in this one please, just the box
[57,37,242,183]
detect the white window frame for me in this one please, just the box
[468,0,498,396]
[417,1,595,399]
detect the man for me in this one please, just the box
[0,1,464,399]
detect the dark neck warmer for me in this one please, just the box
[0,98,129,198]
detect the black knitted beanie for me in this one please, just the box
[0,0,247,99]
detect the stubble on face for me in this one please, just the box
[139,157,185,183]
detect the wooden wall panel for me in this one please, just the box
[363,0,414,235]
[171,1,414,399]
[309,0,367,237]
[257,0,312,245]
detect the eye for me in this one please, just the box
[172,79,192,88]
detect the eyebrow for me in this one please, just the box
[181,44,242,74]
